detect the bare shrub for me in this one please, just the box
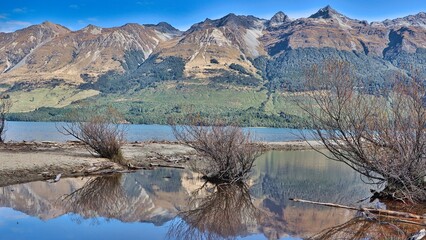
[171,116,261,183]
[300,60,426,203]
[168,183,263,240]
[0,98,12,143]
[59,107,127,164]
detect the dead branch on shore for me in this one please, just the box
[290,198,426,221]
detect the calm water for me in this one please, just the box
[5,121,309,142]
[0,150,377,240]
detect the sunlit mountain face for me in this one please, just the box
[1,7,426,88]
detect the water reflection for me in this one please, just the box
[63,175,127,222]
[168,183,262,240]
[0,150,422,239]
[309,216,412,240]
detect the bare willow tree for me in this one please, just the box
[171,116,261,183]
[300,60,426,203]
[59,107,127,164]
[168,183,263,240]
[0,98,12,143]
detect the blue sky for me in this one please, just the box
[1,0,426,32]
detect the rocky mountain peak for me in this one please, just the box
[82,24,103,34]
[383,12,426,28]
[186,13,264,34]
[216,13,249,27]
[147,22,182,35]
[309,5,343,19]
[25,21,70,35]
[40,21,56,27]
[268,11,291,28]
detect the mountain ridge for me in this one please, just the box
[1,6,426,85]
[2,6,426,126]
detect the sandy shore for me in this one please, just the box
[0,140,321,187]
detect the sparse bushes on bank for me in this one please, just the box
[171,116,261,183]
[59,107,127,165]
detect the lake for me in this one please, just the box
[4,121,310,142]
[0,150,380,240]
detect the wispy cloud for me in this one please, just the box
[136,1,154,6]
[0,14,7,19]
[13,8,28,14]
[0,20,32,33]
[69,4,79,9]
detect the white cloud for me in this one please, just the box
[0,20,32,33]
[0,14,7,19]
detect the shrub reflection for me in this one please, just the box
[62,174,127,220]
[168,183,263,240]
[309,215,424,240]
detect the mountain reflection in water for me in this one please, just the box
[168,183,262,240]
[0,150,386,239]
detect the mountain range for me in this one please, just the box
[1,6,426,125]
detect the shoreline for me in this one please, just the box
[0,140,322,187]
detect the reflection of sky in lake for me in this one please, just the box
[5,121,309,142]
[0,209,170,240]
[0,150,374,240]
[0,210,301,240]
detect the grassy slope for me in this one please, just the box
[6,81,309,127]
[7,86,99,112]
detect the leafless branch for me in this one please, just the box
[170,116,262,183]
[58,107,127,164]
[300,60,426,203]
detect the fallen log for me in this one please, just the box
[149,163,185,169]
[290,198,426,220]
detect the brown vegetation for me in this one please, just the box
[59,107,127,164]
[171,116,261,183]
[0,97,12,143]
[300,60,426,203]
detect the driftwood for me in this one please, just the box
[149,163,185,169]
[290,198,426,220]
